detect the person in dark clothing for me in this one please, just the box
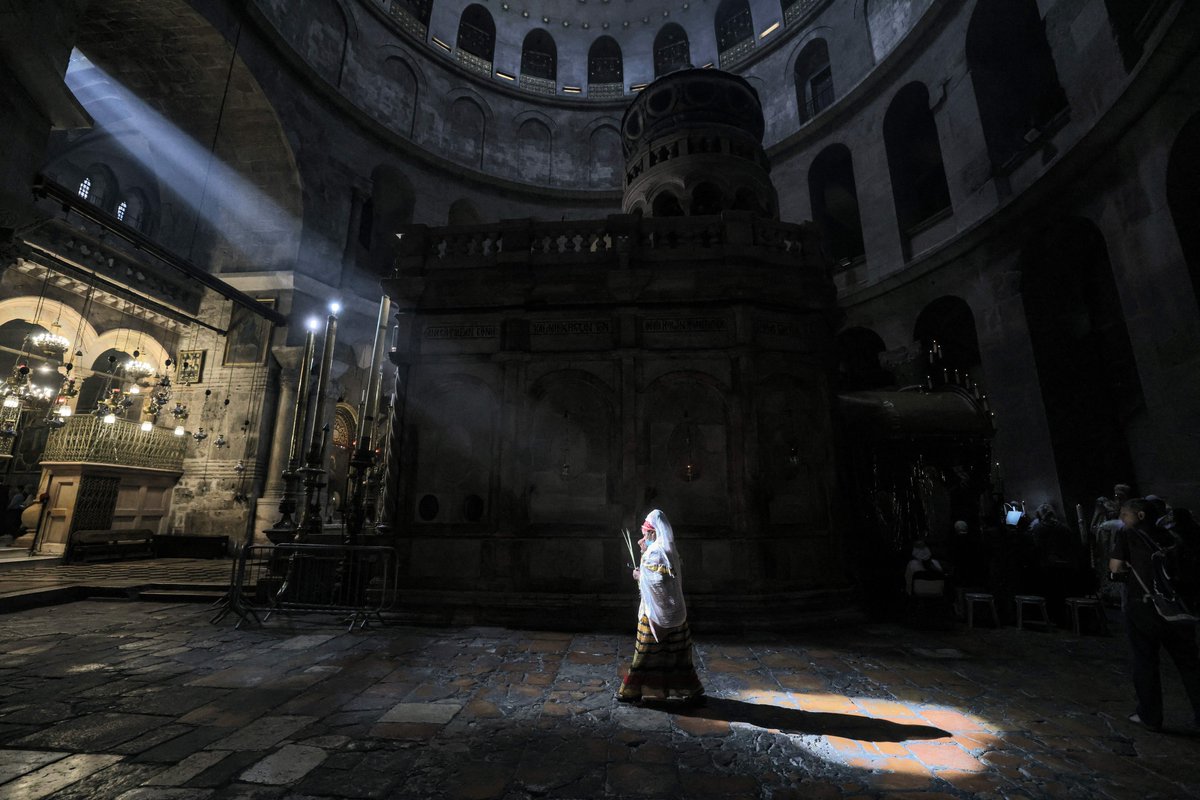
[1109,498,1200,732]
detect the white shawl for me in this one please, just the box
[638,509,688,635]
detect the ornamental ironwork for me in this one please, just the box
[42,415,186,472]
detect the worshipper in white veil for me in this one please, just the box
[616,509,705,705]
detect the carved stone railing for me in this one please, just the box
[588,82,624,101]
[784,0,825,27]
[386,1,428,42]
[454,49,492,78]
[519,74,556,96]
[396,216,824,272]
[42,415,186,472]
[718,37,756,70]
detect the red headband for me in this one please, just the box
[641,520,655,533]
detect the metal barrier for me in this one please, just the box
[213,543,399,631]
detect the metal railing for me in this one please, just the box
[588,81,624,100]
[216,543,399,631]
[41,415,186,471]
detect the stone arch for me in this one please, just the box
[380,55,420,137]
[588,35,623,96]
[1166,112,1200,317]
[835,326,892,390]
[653,23,691,78]
[526,369,617,524]
[642,371,731,525]
[690,182,725,216]
[883,82,951,245]
[0,297,101,366]
[367,164,416,271]
[586,122,622,189]
[445,95,486,169]
[651,190,685,217]
[69,1,304,273]
[794,38,833,125]
[516,117,553,185]
[864,0,933,62]
[91,328,171,376]
[715,0,755,66]
[913,296,981,384]
[808,144,865,265]
[1020,218,1140,510]
[457,4,496,63]
[80,162,119,212]
[967,0,1067,170]
[306,0,351,86]
[520,28,557,84]
[448,198,482,226]
[410,373,498,524]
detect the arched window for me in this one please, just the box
[883,83,951,239]
[794,39,833,124]
[967,0,1067,170]
[653,24,690,78]
[1020,219,1141,508]
[120,189,149,231]
[588,36,623,99]
[80,165,116,210]
[456,4,495,76]
[715,0,755,68]
[520,29,557,95]
[808,144,864,265]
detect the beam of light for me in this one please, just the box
[63,49,299,266]
[725,689,999,776]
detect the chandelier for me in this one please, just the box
[29,325,70,359]
[123,355,156,381]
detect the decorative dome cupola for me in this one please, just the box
[620,68,778,220]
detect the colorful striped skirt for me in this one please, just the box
[618,615,704,702]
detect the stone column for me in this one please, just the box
[252,344,308,540]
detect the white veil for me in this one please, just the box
[638,509,688,633]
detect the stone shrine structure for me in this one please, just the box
[384,69,849,626]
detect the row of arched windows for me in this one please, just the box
[75,165,149,232]
[444,0,776,97]
[808,0,1068,265]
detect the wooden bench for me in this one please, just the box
[68,528,155,563]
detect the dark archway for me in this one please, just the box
[794,39,833,124]
[653,24,690,77]
[588,36,623,98]
[1020,218,1141,511]
[715,0,755,67]
[808,144,864,265]
[1166,112,1200,317]
[457,5,496,64]
[913,296,981,384]
[966,0,1067,170]
[835,327,892,390]
[883,82,951,242]
[521,29,557,93]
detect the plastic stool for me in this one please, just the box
[964,592,998,628]
[1014,594,1051,630]
[1065,597,1108,636]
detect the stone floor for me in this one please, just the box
[0,600,1198,800]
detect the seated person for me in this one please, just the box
[905,540,946,596]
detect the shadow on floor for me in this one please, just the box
[647,697,952,742]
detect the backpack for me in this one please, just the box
[1130,528,1199,624]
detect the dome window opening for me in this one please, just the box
[653,24,690,77]
[520,29,558,95]
[455,4,496,77]
[715,0,755,68]
[588,36,624,99]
